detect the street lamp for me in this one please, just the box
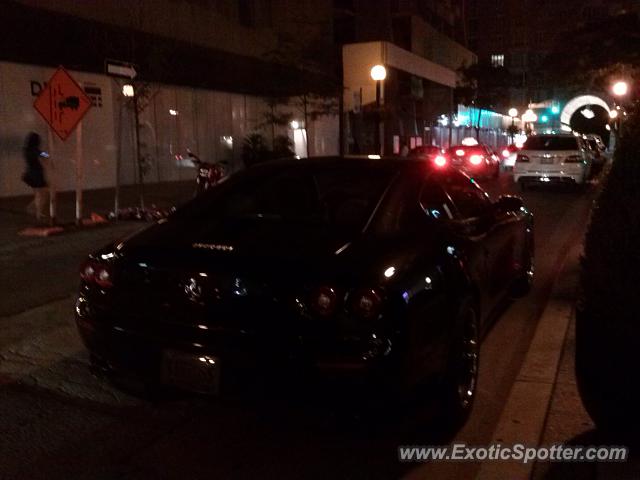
[522,109,537,132]
[508,108,518,142]
[612,81,628,97]
[370,65,386,155]
[612,81,629,140]
[370,65,387,82]
[122,84,134,97]
[121,83,144,208]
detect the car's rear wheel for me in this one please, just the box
[512,233,534,297]
[440,301,479,427]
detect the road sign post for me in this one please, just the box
[75,123,83,224]
[33,67,91,225]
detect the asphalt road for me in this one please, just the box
[0,172,595,480]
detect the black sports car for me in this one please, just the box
[76,157,533,422]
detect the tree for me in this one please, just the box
[576,99,640,435]
[543,12,640,96]
[261,24,340,157]
[565,12,640,436]
[455,63,513,138]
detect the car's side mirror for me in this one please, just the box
[494,195,525,214]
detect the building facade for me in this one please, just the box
[466,0,640,113]
[0,0,496,198]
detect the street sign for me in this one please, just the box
[33,67,92,141]
[105,59,137,79]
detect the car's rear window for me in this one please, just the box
[448,145,485,155]
[523,136,578,150]
[174,164,397,233]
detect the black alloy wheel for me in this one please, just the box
[441,301,479,427]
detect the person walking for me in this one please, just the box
[21,132,49,222]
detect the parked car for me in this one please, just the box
[513,134,591,191]
[75,157,533,424]
[408,145,447,166]
[447,144,501,179]
[501,143,521,169]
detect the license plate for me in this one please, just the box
[161,350,220,394]
[540,158,554,164]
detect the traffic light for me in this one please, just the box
[540,115,549,123]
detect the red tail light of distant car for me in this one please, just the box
[469,154,483,165]
[434,155,447,167]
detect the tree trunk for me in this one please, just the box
[303,94,310,158]
[476,108,483,141]
[270,102,276,150]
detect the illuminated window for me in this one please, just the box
[491,54,505,67]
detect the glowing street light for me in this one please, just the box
[370,65,387,81]
[122,84,134,97]
[508,108,518,118]
[609,109,618,119]
[522,109,538,123]
[612,81,629,97]
[290,120,300,129]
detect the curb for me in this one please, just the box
[476,204,590,480]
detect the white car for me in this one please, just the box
[513,134,591,190]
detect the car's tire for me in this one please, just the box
[511,231,534,297]
[519,180,527,192]
[439,300,479,428]
[493,164,500,178]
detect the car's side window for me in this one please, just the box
[419,181,456,220]
[442,172,492,220]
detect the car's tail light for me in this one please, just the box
[310,286,338,316]
[80,260,114,289]
[350,288,383,320]
[469,154,483,165]
[434,155,447,167]
[564,155,582,163]
[502,149,510,158]
[516,154,530,163]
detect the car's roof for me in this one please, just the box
[254,156,430,171]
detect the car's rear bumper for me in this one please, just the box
[514,169,586,185]
[75,297,399,395]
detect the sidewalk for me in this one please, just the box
[0,181,193,244]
